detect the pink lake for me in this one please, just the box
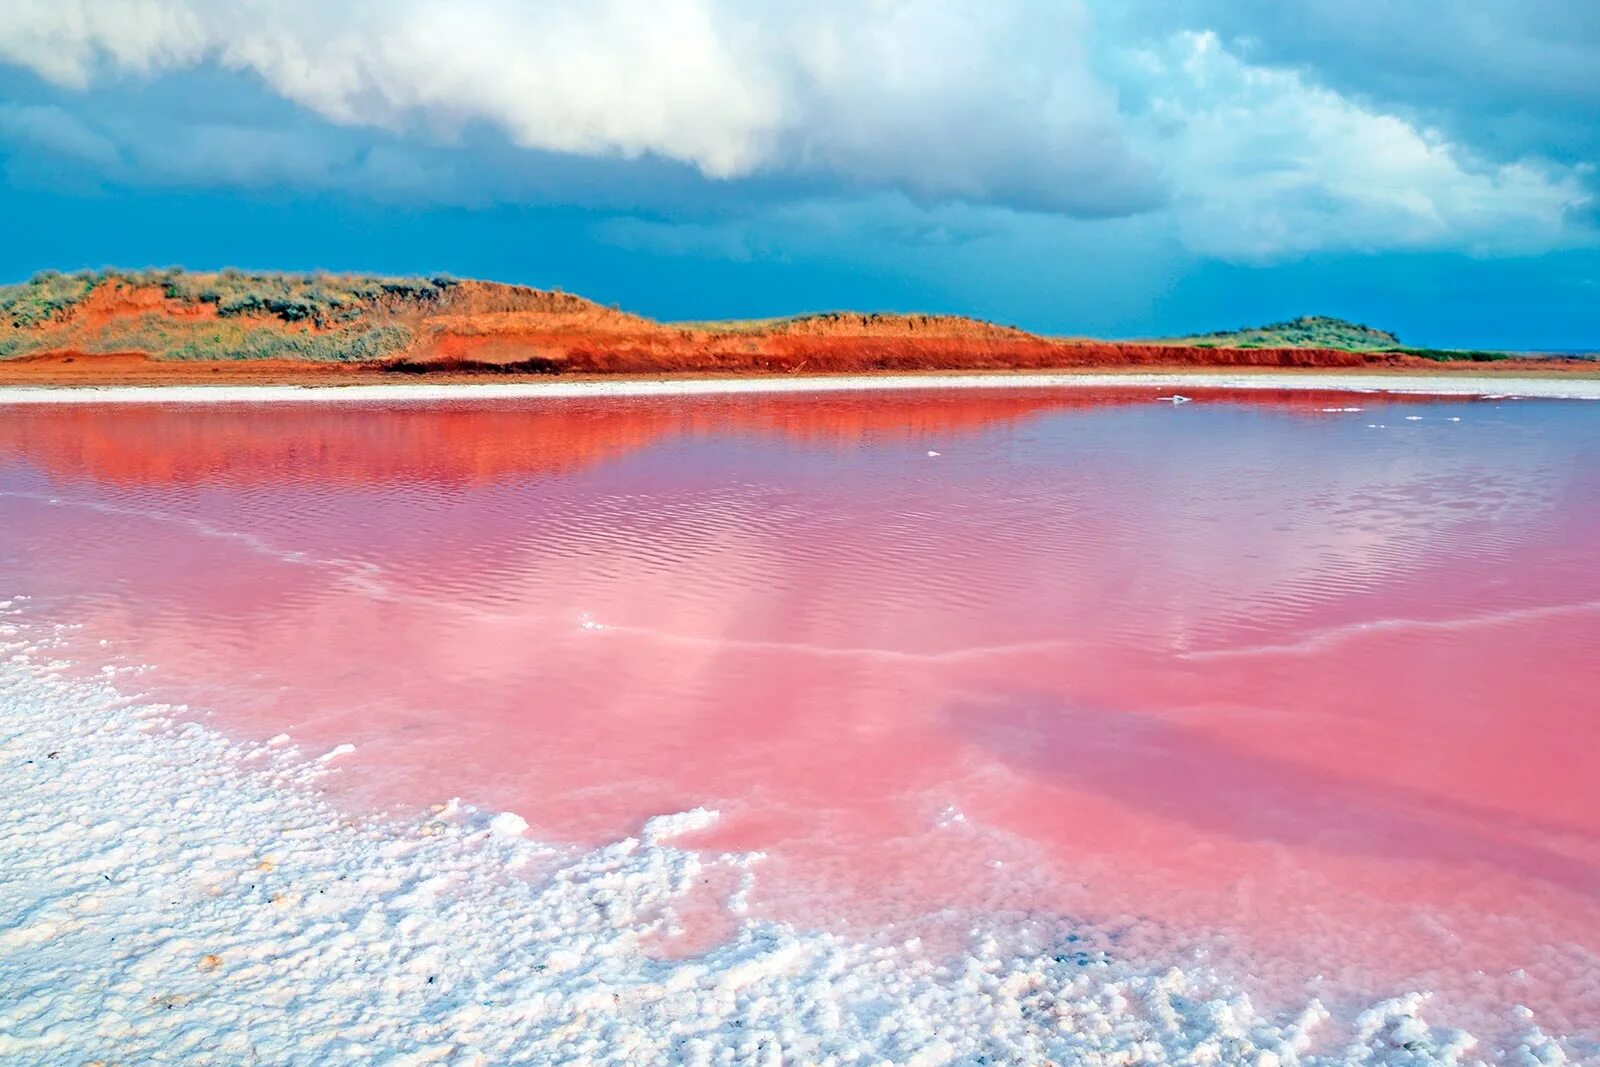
[2,387,1598,1041]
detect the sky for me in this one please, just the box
[0,1,1595,348]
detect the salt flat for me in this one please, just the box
[0,608,1575,1065]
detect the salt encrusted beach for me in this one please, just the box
[4,364,1598,1067]
[0,605,1582,1065]
[1,371,1599,405]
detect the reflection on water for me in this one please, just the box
[2,388,1598,1035]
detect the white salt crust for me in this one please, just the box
[0,609,1582,1065]
[0,371,1597,406]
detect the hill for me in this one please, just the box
[1171,316,1403,351]
[0,268,648,364]
[0,269,1574,384]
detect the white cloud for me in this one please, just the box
[0,5,1592,259]
[1122,31,1593,259]
[0,0,1158,217]
[0,0,207,86]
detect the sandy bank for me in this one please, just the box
[3,370,1600,405]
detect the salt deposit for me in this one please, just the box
[0,606,1584,1065]
[0,371,1597,405]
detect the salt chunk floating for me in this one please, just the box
[641,807,719,844]
[488,812,529,837]
[926,451,941,457]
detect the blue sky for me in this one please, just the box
[1,1,1595,348]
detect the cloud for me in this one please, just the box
[589,193,1193,335]
[0,2,1592,261]
[1107,0,1600,163]
[1120,32,1593,260]
[0,0,1160,218]
[0,103,120,165]
[593,195,1014,264]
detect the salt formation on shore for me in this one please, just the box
[0,607,1579,1065]
[0,370,1599,406]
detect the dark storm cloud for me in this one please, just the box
[1109,0,1600,164]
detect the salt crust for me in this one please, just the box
[0,372,1598,406]
[0,609,1580,1065]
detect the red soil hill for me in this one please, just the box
[0,272,1588,385]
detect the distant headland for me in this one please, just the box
[1,269,1592,387]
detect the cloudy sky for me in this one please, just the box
[1,1,1595,347]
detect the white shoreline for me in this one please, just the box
[2,606,1583,1064]
[0,371,1598,404]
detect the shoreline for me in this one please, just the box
[4,369,1600,404]
[1,605,1582,1064]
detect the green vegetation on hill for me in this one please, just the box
[1176,315,1401,351]
[161,269,456,327]
[0,270,97,329]
[1,268,457,329]
[1171,314,1513,362]
[0,271,1530,365]
[0,268,457,361]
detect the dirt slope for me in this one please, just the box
[0,272,1590,384]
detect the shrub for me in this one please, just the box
[1,267,447,361]
[0,272,97,328]
[155,270,452,327]
[163,322,415,362]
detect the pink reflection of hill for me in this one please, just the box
[0,388,1470,488]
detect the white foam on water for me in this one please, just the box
[1179,598,1600,661]
[0,610,1587,1065]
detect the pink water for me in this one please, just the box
[3,388,1598,1035]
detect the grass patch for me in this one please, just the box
[160,270,455,327]
[1,268,447,361]
[0,270,98,329]
[1172,315,1403,351]
[1392,347,1512,363]
[76,313,415,363]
